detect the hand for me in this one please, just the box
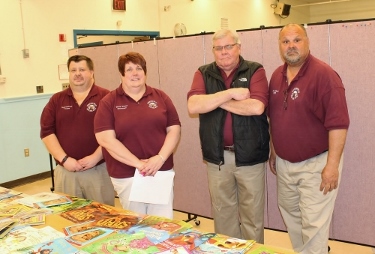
[139,155,164,176]
[269,152,277,175]
[78,155,97,171]
[63,157,84,172]
[320,164,339,195]
[229,88,250,101]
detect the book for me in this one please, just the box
[0,186,22,201]
[81,231,163,253]
[127,215,193,244]
[156,229,216,252]
[191,234,256,254]
[247,245,291,254]
[0,218,17,239]
[0,204,22,216]
[0,225,65,253]
[18,213,46,226]
[158,246,191,254]
[92,213,141,230]
[16,237,84,254]
[60,201,120,223]
[33,195,72,208]
[16,192,67,207]
[63,220,97,235]
[47,196,92,214]
[65,227,114,246]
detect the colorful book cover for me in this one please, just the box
[65,227,114,246]
[156,229,216,252]
[0,218,17,239]
[127,215,193,244]
[247,245,291,254]
[158,246,191,254]
[16,237,84,254]
[0,204,22,216]
[60,201,120,223]
[18,213,46,226]
[48,196,92,214]
[63,220,97,235]
[16,192,67,207]
[33,195,72,208]
[0,225,65,253]
[92,213,141,230]
[81,231,163,254]
[0,193,25,204]
[191,234,255,254]
[0,186,22,201]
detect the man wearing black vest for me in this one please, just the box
[187,29,269,243]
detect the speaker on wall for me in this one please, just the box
[274,2,291,17]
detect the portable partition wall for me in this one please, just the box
[69,19,375,246]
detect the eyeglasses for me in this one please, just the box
[283,90,288,110]
[212,43,238,52]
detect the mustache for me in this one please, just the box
[286,48,298,54]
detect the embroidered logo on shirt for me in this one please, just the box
[116,105,128,110]
[291,88,300,100]
[61,106,72,110]
[87,102,97,112]
[239,78,248,82]
[272,90,279,94]
[148,100,158,109]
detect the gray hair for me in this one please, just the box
[212,29,241,45]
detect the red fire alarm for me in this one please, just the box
[59,34,66,42]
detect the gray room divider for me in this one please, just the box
[70,19,375,246]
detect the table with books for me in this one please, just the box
[0,186,296,253]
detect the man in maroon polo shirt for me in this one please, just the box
[40,55,114,205]
[268,24,350,254]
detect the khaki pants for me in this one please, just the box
[54,162,115,206]
[207,151,266,243]
[276,152,343,254]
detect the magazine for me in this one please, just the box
[47,196,92,214]
[81,231,163,253]
[191,234,256,254]
[127,215,193,244]
[92,213,141,230]
[0,204,22,216]
[33,195,72,208]
[0,186,22,201]
[18,213,46,226]
[16,192,67,207]
[60,201,120,223]
[63,220,97,235]
[16,237,85,254]
[0,218,17,239]
[157,229,216,252]
[65,227,114,246]
[0,225,65,253]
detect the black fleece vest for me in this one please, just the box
[198,57,269,166]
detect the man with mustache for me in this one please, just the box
[268,24,350,253]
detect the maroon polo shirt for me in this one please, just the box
[40,84,109,164]
[268,54,350,162]
[94,84,181,178]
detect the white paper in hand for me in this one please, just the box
[129,170,175,205]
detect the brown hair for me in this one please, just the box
[67,55,94,70]
[118,52,147,76]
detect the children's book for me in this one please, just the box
[247,245,291,254]
[0,225,65,253]
[92,213,142,230]
[63,220,97,235]
[60,201,120,223]
[0,186,22,201]
[0,218,17,239]
[18,213,46,226]
[81,231,163,254]
[127,215,193,244]
[0,193,25,204]
[48,196,92,214]
[16,192,67,207]
[0,204,22,217]
[158,246,191,254]
[16,237,85,254]
[33,195,72,208]
[65,227,114,246]
[191,234,256,254]
[156,229,216,252]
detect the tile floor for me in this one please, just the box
[11,178,375,254]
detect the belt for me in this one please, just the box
[223,145,235,152]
